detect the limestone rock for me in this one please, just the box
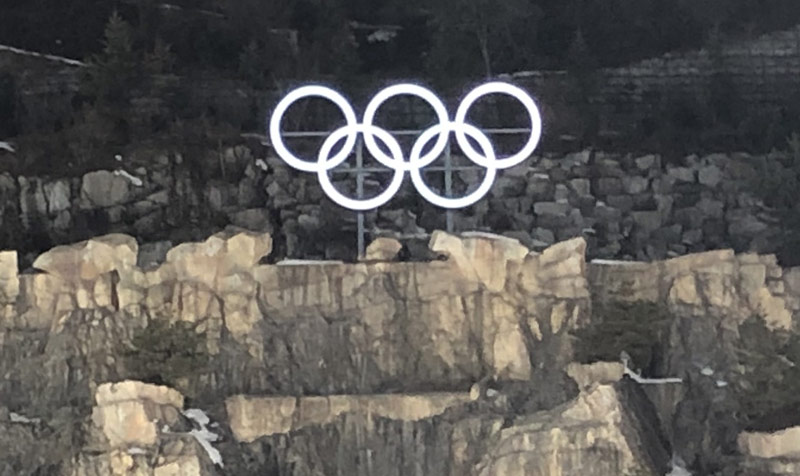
[5,227,800,475]
[476,385,664,476]
[91,381,184,449]
[0,250,19,303]
[165,228,272,288]
[18,176,48,218]
[518,238,589,299]
[226,393,472,443]
[95,381,184,408]
[567,361,625,389]
[739,427,800,459]
[429,231,529,292]
[80,170,132,209]
[44,179,72,214]
[364,237,402,261]
[33,234,138,281]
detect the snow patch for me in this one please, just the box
[10,412,40,424]
[591,259,642,265]
[255,159,269,172]
[183,408,223,467]
[0,141,15,153]
[666,454,692,475]
[183,408,210,426]
[127,447,147,455]
[700,366,714,376]
[0,44,85,67]
[460,231,521,243]
[113,169,143,187]
[277,260,343,266]
[623,366,682,385]
[367,29,398,43]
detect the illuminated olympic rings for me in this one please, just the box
[268,82,542,210]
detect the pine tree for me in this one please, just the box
[77,11,179,147]
[79,11,142,144]
[85,11,141,108]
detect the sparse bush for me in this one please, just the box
[733,316,800,431]
[572,300,673,376]
[122,319,210,389]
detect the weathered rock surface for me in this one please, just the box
[91,381,185,448]
[225,393,473,442]
[738,427,800,475]
[474,384,667,476]
[69,381,219,476]
[363,237,402,261]
[588,250,796,330]
[0,230,799,474]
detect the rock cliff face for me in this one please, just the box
[0,229,799,475]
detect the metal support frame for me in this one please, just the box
[280,128,531,260]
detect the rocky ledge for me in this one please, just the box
[0,229,799,475]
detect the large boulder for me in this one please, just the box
[738,427,800,475]
[364,237,402,261]
[80,170,132,209]
[91,381,184,448]
[738,427,800,459]
[165,228,272,288]
[476,384,667,476]
[0,250,18,303]
[429,231,529,292]
[71,381,220,476]
[44,179,72,214]
[32,234,138,281]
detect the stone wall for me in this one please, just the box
[0,146,788,268]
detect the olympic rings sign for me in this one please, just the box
[268,82,542,210]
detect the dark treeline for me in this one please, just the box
[5,0,800,170]
[3,0,800,80]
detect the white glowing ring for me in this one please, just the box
[316,124,405,211]
[268,81,542,211]
[409,122,497,209]
[362,84,450,171]
[269,85,358,172]
[454,81,542,169]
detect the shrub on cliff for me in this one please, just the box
[733,316,800,431]
[572,300,672,376]
[122,319,209,389]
